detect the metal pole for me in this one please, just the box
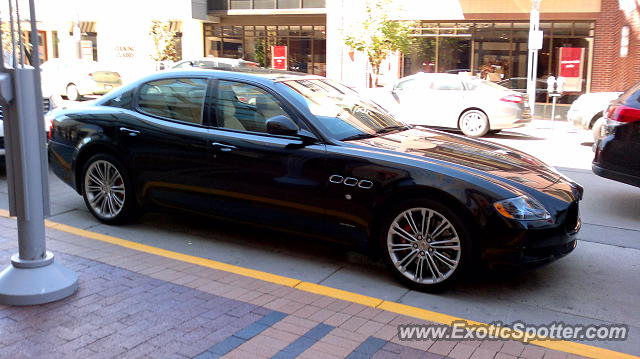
[527,0,542,117]
[0,0,77,306]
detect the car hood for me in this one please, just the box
[346,128,579,199]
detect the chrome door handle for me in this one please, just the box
[119,127,140,136]
[211,142,237,152]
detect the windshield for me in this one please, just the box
[283,79,407,140]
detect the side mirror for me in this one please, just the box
[266,115,299,136]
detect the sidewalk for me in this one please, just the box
[0,215,588,359]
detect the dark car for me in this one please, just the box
[48,69,583,292]
[592,82,640,187]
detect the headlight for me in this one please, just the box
[493,195,551,221]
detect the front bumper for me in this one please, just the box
[481,200,580,269]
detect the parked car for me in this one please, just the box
[40,59,123,101]
[171,57,259,70]
[568,92,622,141]
[390,73,531,137]
[0,93,62,157]
[47,68,582,292]
[592,82,640,188]
[497,77,548,103]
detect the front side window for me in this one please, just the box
[137,78,207,125]
[212,80,289,133]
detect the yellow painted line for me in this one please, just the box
[0,209,636,359]
[295,282,383,308]
[45,220,301,288]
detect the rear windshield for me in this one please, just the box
[619,82,640,105]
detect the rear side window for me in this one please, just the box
[430,76,463,91]
[619,82,640,105]
[103,89,134,109]
[137,78,208,125]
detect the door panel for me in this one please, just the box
[122,77,216,211]
[205,80,332,236]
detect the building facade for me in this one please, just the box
[5,0,637,94]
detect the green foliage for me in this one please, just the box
[343,0,417,84]
[149,20,180,62]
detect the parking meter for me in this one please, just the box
[546,76,556,93]
[556,76,566,94]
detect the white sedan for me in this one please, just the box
[384,73,531,137]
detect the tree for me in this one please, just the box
[343,0,416,87]
[1,21,32,64]
[149,20,179,62]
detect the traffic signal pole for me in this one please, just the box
[0,0,78,305]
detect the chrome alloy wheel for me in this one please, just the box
[84,160,126,219]
[460,112,486,136]
[387,208,461,284]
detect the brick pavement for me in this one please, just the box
[0,216,589,359]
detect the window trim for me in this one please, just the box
[134,76,210,128]
[208,78,309,139]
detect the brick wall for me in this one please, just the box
[591,0,640,92]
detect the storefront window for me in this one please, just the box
[203,23,326,76]
[405,21,594,98]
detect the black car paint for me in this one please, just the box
[593,83,640,187]
[48,70,582,267]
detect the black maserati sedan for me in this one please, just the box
[47,69,583,291]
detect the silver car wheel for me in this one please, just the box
[84,160,126,219]
[387,207,461,284]
[460,110,488,137]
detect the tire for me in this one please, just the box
[379,199,471,292]
[66,84,81,101]
[459,110,490,137]
[591,117,605,142]
[81,153,137,224]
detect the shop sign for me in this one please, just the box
[271,45,287,70]
[557,47,585,92]
[80,40,93,60]
[115,46,135,58]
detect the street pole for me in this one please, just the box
[0,0,78,306]
[527,0,542,117]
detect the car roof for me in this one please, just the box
[99,68,319,103]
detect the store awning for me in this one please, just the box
[69,21,96,34]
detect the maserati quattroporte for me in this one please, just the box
[48,69,583,291]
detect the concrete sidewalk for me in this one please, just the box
[0,216,590,359]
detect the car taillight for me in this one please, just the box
[46,121,53,140]
[88,73,94,78]
[608,105,640,123]
[500,94,523,103]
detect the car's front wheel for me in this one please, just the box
[459,110,489,137]
[380,199,470,292]
[82,154,137,224]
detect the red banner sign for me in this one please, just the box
[271,46,287,70]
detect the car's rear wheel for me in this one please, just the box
[66,84,80,101]
[380,199,470,292]
[82,154,136,224]
[459,110,489,137]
